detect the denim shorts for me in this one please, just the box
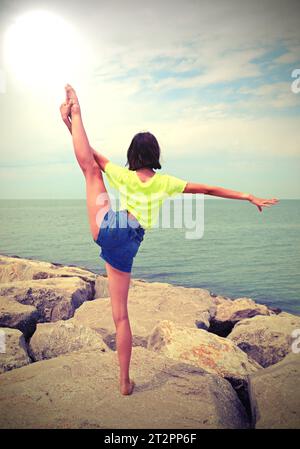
[94,208,145,273]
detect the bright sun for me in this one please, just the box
[3,10,85,89]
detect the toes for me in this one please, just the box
[65,84,76,95]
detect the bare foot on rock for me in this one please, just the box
[120,379,135,396]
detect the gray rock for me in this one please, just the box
[147,320,261,383]
[248,353,300,428]
[29,320,110,361]
[0,347,249,429]
[228,313,300,367]
[0,327,31,373]
[0,254,97,284]
[0,277,93,323]
[0,296,38,338]
[210,296,273,336]
[73,281,216,349]
[94,275,109,298]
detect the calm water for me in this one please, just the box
[0,199,299,314]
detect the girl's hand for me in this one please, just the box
[249,194,279,212]
[60,100,72,122]
[60,99,72,134]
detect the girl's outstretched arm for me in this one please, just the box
[183,182,279,212]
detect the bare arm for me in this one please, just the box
[183,182,251,199]
[183,182,279,212]
[61,115,72,135]
[92,149,109,172]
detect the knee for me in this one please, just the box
[113,313,129,328]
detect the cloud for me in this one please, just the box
[238,82,300,109]
[1,0,300,198]
[274,45,300,64]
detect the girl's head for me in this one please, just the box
[126,132,161,171]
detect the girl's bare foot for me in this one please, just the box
[120,379,135,395]
[65,84,81,114]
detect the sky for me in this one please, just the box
[0,0,300,199]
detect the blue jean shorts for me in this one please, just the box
[94,208,145,273]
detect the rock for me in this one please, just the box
[0,328,31,373]
[209,296,273,337]
[228,313,300,367]
[0,296,38,338]
[0,254,97,284]
[248,353,300,428]
[29,320,110,361]
[147,320,261,383]
[267,306,282,315]
[72,298,117,348]
[94,275,109,298]
[0,347,249,429]
[73,281,216,349]
[147,319,261,414]
[0,277,93,323]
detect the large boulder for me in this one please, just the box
[0,347,249,429]
[94,275,109,298]
[0,254,97,284]
[147,320,261,385]
[209,296,274,336]
[0,277,93,323]
[29,320,110,361]
[73,281,216,349]
[0,327,31,373]
[228,313,300,367]
[248,353,300,428]
[0,296,38,338]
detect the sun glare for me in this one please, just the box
[3,10,86,90]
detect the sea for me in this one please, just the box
[0,198,299,314]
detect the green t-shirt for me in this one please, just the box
[104,161,187,229]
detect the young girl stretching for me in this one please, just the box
[60,84,278,395]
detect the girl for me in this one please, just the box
[60,84,278,395]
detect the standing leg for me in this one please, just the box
[105,262,135,395]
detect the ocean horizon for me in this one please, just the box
[0,198,299,314]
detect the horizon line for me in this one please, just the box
[0,197,296,201]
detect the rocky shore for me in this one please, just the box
[0,254,299,429]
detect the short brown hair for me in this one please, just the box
[126,132,161,171]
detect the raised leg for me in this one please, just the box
[62,85,134,396]
[85,163,111,241]
[105,262,135,395]
[64,84,111,240]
